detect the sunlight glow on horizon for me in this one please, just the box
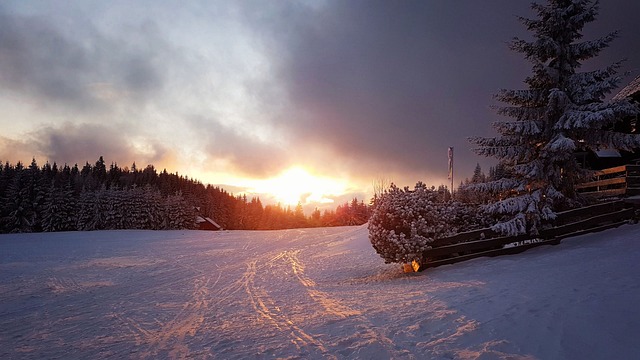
[246,166,349,206]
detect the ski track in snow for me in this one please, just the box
[1,225,640,359]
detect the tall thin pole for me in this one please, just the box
[448,147,454,201]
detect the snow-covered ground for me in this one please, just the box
[1,224,639,359]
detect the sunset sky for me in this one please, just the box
[1,0,639,211]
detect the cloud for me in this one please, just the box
[233,1,525,183]
[186,115,291,178]
[0,136,39,164]
[0,3,290,178]
[0,7,168,113]
[26,122,170,168]
[2,0,639,197]
[240,0,640,185]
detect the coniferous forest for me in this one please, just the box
[0,157,370,233]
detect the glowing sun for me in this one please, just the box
[251,167,347,206]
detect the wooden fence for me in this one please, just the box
[575,165,640,198]
[416,199,639,271]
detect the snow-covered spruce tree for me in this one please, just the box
[41,183,77,232]
[468,0,640,236]
[368,182,487,264]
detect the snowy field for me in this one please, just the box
[1,225,640,359]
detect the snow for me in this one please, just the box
[594,149,621,158]
[1,224,640,359]
[612,75,640,101]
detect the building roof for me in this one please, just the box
[594,149,621,158]
[613,75,640,101]
[204,217,222,229]
[195,216,222,230]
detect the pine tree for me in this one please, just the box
[293,202,308,228]
[309,208,322,227]
[25,159,45,231]
[246,197,264,230]
[77,187,98,231]
[59,181,78,231]
[41,182,77,232]
[468,0,640,235]
[164,191,194,229]
[1,169,27,232]
[471,163,486,184]
[141,185,163,229]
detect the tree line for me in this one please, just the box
[0,157,370,233]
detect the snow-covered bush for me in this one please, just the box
[368,182,488,264]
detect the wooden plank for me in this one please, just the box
[422,222,632,270]
[422,221,630,270]
[429,200,628,248]
[429,228,497,247]
[575,177,626,189]
[555,220,629,241]
[554,200,624,225]
[424,211,630,265]
[423,234,530,258]
[417,194,636,270]
[578,188,627,198]
[541,208,634,238]
[593,165,627,176]
[421,238,561,270]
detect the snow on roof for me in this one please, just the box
[613,75,640,101]
[196,215,222,229]
[204,217,222,229]
[595,149,621,158]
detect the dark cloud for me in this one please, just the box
[0,10,93,108]
[243,0,640,184]
[0,7,167,112]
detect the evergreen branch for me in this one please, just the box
[493,120,542,136]
[569,62,623,103]
[495,106,546,122]
[494,89,543,105]
[570,32,618,61]
[462,178,525,194]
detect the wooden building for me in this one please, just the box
[195,215,223,231]
[576,76,640,170]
